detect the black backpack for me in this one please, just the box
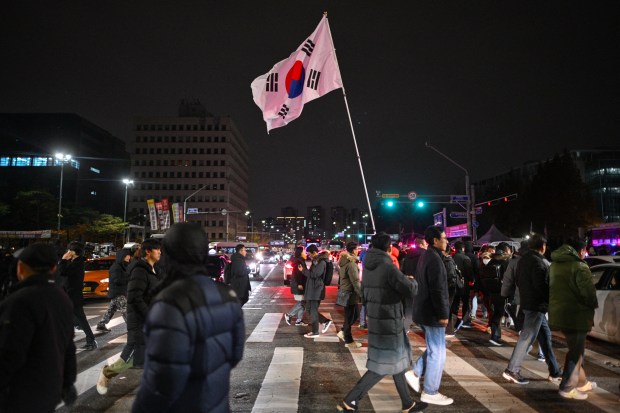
[480,262,503,293]
[323,260,334,286]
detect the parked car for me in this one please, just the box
[588,263,620,345]
[82,256,115,298]
[584,255,620,267]
[283,259,294,285]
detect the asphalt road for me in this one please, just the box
[59,263,620,412]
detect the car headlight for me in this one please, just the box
[101,278,109,283]
[256,253,263,261]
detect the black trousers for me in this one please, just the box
[344,369,413,410]
[342,303,360,343]
[307,300,329,334]
[72,299,95,342]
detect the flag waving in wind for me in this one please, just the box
[251,15,343,132]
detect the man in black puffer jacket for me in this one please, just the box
[97,238,162,395]
[132,223,244,413]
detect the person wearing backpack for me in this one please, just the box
[336,242,362,348]
[299,245,332,338]
[479,242,511,346]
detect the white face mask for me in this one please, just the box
[482,258,491,265]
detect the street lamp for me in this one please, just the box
[183,184,209,222]
[245,210,253,242]
[425,142,474,242]
[122,179,134,243]
[55,153,72,233]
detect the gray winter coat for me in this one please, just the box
[302,251,329,301]
[362,248,416,375]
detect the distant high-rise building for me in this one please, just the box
[129,100,249,240]
[331,206,347,236]
[0,113,130,221]
[307,205,325,237]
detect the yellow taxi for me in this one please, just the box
[83,256,115,298]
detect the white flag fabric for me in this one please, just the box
[251,15,343,132]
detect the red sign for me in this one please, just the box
[445,223,469,238]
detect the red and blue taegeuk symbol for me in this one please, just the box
[285,61,305,99]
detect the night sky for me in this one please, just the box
[2,1,619,221]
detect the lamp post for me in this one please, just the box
[55,153,72,234]
[425,142,473,242]
[183,184,209,222]
[122,179,134,243]
[245,211,253,242]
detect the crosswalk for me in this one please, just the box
[64,270,620,413]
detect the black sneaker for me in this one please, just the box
[503,369,529,384]
[489,338,503,346]
[96,323,111,333]
[82,340,98,351]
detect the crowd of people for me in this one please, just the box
[0,222,607,411]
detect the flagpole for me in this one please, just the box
[324,13,377,235]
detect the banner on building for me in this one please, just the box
[160,198,171,230]
[147,199,159,231]
[171,202,184,224]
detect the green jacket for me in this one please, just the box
[338,251,362,304]
[549,245,598,332]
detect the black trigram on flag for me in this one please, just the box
[301,39,315,57]
[266,73,278,92]
[278,104,290,119]
[306,69,321,90]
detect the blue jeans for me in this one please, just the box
[413,325,446,395]
[360,304,367,326]
[507,310,561,375]
[287,300,305,320]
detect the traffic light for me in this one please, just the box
[358,234,363,239]
[416,200,425,208]
[387,200,394,207]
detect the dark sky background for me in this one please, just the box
[2,1,619,221]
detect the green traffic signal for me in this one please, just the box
[387,200,394,207]
[416,201,425,208]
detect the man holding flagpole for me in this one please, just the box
[251,13,343,132]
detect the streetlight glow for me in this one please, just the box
[55,152,72,234]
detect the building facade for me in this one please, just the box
[0,113,130,229]
[128,100,249,241]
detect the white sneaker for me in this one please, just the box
[577,381,597,392]
[559,389,588,400]
[404,370,420,393]
[322,320,333,334]
[421,392,454,406]
[96,369,109,395]
[336,331,345,341]
[345,341,362,348]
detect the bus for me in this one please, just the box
[589,223,620,253]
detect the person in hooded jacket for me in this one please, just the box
[442,246,459,337]
[549,239,598,400]
[479,242,512,346]
[57,241,97,350]
[132,223,244,413]
[0,243,77,412]
[337,233,422,413]
[300,244,332,338]
[401,238,427,331]
[337,241,363,348]
[284,246,308,326]
[97,238,162,395]
[97,248,132,332]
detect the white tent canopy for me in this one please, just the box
[477,224,513,244]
